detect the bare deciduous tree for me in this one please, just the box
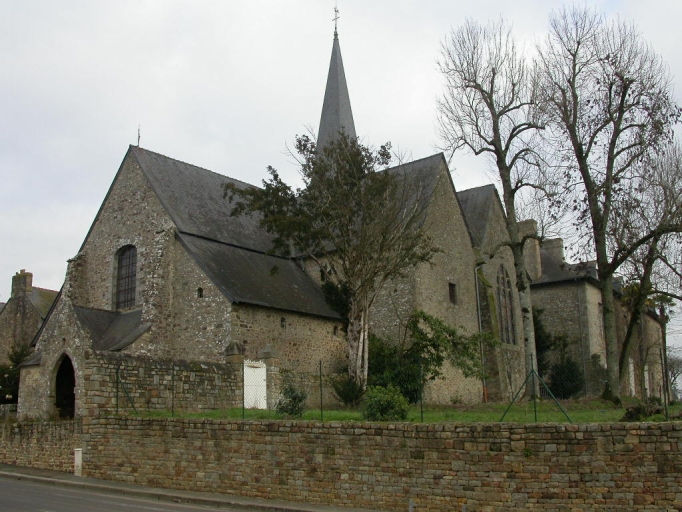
[437,19,546,388]
[616,141,682,384]
[536,6,680,400]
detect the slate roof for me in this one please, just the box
[531,249,600,287]
[130,146,275,253]
[383,153,446,216]
[457,184,498,249]
[127,146,339,320]
[317,30,356,151]
[74,306,151,351]
[178,233,338,318]
[28,287,59,319]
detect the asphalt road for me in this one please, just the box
[0,478,248,512]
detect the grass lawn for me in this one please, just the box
[139,398,682,424]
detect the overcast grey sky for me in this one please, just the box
[1,2,681,333]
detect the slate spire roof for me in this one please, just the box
[317,28,356,150]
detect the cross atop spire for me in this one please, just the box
[317,10,356,152]
[333,6,339,37]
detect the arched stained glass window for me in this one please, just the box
[496,266,516,345]
[115,245,137,309]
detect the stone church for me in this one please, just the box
[15,27,661,420]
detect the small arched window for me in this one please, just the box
[496,266,516,345]
[115,245,137,310]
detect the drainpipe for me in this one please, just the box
[474,262,487,402]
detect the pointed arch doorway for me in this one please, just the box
[55,356,76,418]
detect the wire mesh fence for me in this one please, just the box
[106,348,674,424]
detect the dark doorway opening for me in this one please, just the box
[55,356,75,418]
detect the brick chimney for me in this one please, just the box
[543,239,565,262]
[11,269,33,298]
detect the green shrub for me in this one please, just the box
[549,358,584,399]
[275,385,308,418]
[330,373,365,407]
[362,385,409,421]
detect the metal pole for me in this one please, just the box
[319,360,324,422]
[420,363,424,423]
[660,347,669,421]
[532,359,538,423]
[242,361,245,419]
[171,360,175,417]
[115,364,119,414]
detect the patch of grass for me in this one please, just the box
[135,399,682,424]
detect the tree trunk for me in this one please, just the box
[512,243,539,396]
[502,180,538,397]
[347,296,369,390]
[601,274,621,400]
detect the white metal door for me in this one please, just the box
[243,359,267,409]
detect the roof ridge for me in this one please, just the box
[386,152,445,171]
[32,286,59,294]
[130,145,257,189]
[177,231,293,260]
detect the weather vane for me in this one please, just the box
[333,5,339,35]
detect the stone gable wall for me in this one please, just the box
[66,156,235,362]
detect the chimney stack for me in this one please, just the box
[11,269,33,298]
[543,239,565,262]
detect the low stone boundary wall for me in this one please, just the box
[81,351,243,415]
[0,420,81,472]
[81,418,682,511]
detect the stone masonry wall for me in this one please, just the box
[232,304,345,376]
[80,351,243,416]
[476,195,527,402]
[80,417,682,511]
[0,284,43,366]
[0,420,81,472]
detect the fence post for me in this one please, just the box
[319,360,324,422]
[74,448,82,477]
[115,364,119,415]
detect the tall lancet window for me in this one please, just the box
[115,245,137,310]
[496,266,516,345]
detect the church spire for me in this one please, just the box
[317,9,356,151]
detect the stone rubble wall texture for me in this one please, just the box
[232,304,345,376]
[370,166,485,405]
[0,420,80,472]
[74,417,682,511]
[66,157,236,363]
[0,285,43,366]
[474,195,528,402]
[1,417,681,510]
[80,351,243,416]
[531,281,664,400]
